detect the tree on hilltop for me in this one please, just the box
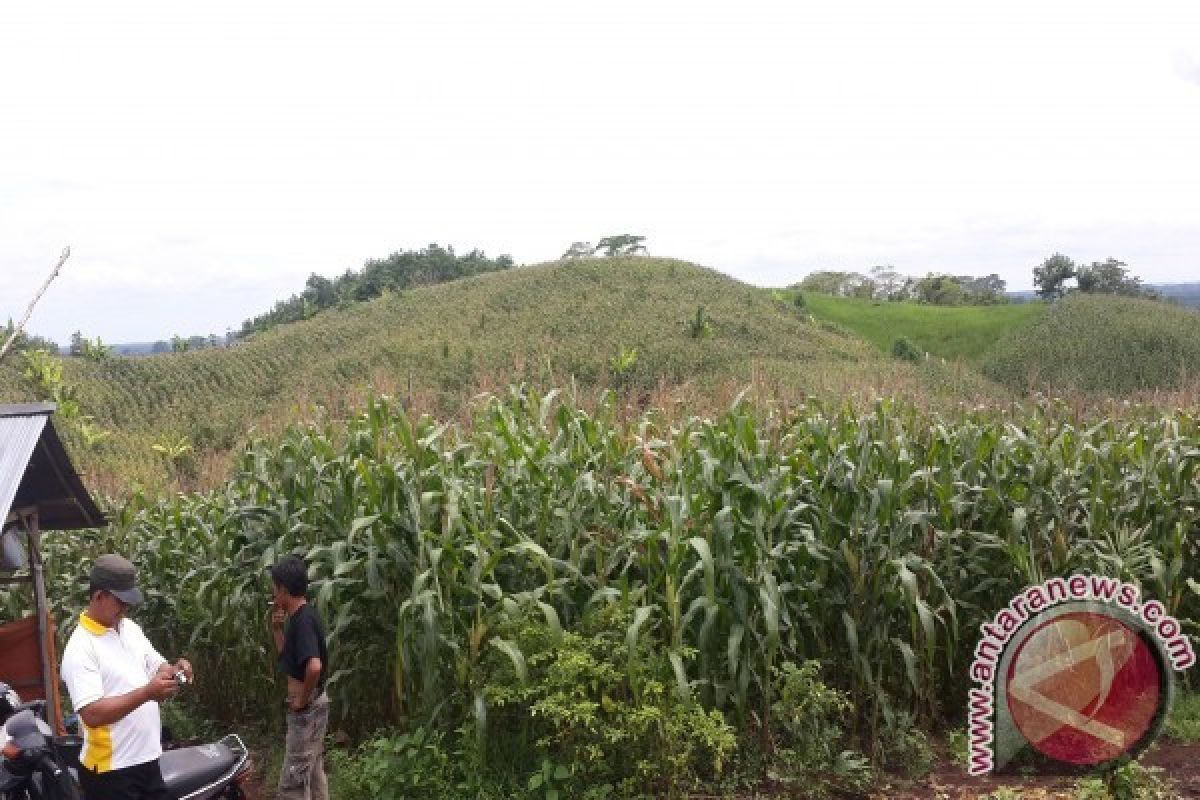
[1034,253,1156,301]
[561,242,594,259]
[1075,257,1153,297]
[1033,253,1077,300]
[594,235,647,257]
[796,271,871,297]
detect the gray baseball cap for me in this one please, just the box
[90,554,144,605]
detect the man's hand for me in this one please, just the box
[144,673,180,702]
[174,658,193,683]
[287,692,311,713]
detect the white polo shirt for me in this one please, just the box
[60,612,167,772]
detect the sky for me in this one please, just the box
[2,0,1199,344]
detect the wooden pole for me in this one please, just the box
[0,247,71,364]
[24,510,58,733]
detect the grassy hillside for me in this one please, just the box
[983,292,1200,393]
[801,292,1046,363]
[0,258,995,493]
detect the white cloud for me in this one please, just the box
[2,0,1200,342]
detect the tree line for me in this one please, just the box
[1,320,60,358]
[1032,254,1155,300]
[794,266,1009,305]
[239,243,515,336]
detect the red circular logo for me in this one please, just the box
[1005,611,1163,765]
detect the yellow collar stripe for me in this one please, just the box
[79,612,109,636]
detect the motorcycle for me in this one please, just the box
[0,682,252,800]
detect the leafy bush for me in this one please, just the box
[688,306,714,339]
[891,336,922,362]
[1074,759,1173,800]
[330,727,454,799]
[768,661,872,798]
[477,606,736,798]
[878,711,932,778]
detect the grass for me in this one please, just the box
[800,292,1047,363]
[0,257,1003,494]
[983,292,1200,394]
[1166,692,1200,743]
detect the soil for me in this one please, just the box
[870,739,1200,799]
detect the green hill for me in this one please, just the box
[982,292,1200,393]
[1,258,994,493]
[801,292,1046,363]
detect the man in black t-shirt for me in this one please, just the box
[268,556,330,800]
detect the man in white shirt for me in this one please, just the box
[60,554,193,800]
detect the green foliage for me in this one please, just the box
[331,727,454,799]
[1,257,896,493]
[159,699,220,744]
[527,759,571,800]
[795,270,1007,305]
[240,243,514,336]
[912,274,969,306]
[1075,760,1173,800]
[1165,691,1200,742]
[796,270,874,298]
[478,607,736,798]
[946,728,969,769]
[1076,257,1153,298]
[878,711,933,778]
[561,242,594,260]
[1034,252,1077,300]
[769,661,872,797]
[80,337,112,362]
[608,345,639,382]
[593,235,647,257]
[985,790,1022,800]
[802,291,1044,364]
[16,347,111,448]
[1,320,59,359]
[688,306,713,339]
[891,336,922,363]
[984,292,1200,393]
[6,388,1200,797]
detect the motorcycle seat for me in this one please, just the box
[159,742,239,797]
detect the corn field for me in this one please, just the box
[7,387,1200,757]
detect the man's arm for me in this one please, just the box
[269,606,286,655]
[289,658,323,711]
[77,675,178,728]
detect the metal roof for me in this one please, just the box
[1,403,104,530]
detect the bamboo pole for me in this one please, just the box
[0,247,71,364]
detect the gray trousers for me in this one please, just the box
[278,692,329,800]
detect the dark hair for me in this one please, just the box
[270,556,309,598]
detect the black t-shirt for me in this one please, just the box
[279,603,328,692]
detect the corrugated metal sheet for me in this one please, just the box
[0,411,48,525]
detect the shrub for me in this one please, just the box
[1075,759,1173,800]
[330,727,454,799]
[477,606,736,798]
[891,336,922,362]
[769,661,872,797]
